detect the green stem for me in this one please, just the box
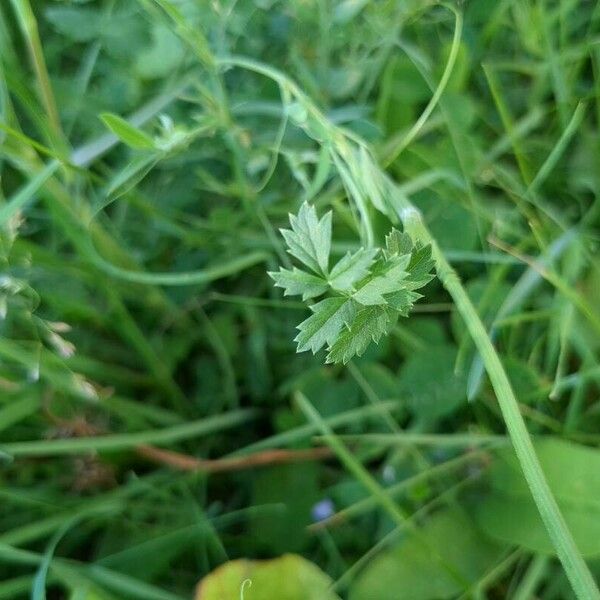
[0,409,256,457]
[295,392,469,589]
[398,204,600,600]
[209,50,599,600]
[383,3,463,166]
[10,0,65,149]
[512,555,550,600]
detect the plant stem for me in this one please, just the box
[398,203,600,600]
[383,3,463,165]
[9,0,65,149]
[212,51,600,600]
[0,410,256,457]
[295,392,469,589]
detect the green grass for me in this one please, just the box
[1,1,600,599]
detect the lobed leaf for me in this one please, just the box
[326,305,396,364]
[269,267,329,300]
[280,202,332,276]
[405,244,436,289]
[328,248,378,292]
[385,229,413,257]
[295,297,356,354]
[384,289,422,316]
[272,207,434,365]
[352,254,410,305]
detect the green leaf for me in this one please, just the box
[503,356,544,403]
[333,0,370,24]
[327,305,395,364]
[304,144,332,201]
[384,229,413,257]
[0,161,59,227]
[399,344,466,419]
[280,202,331,275]
[328,248,378,292]
[269,267,328,300]
[405,244,436,289]
[357,146,389,214]
[350,509,507,600]
[45,6,103,42]
[69,586,112,600]
[250,463,319,553]
[400,317,448,352]
[273,207,434,365]
[476,438,600,556]
[135,24,184,79]
[416,194,478,251]
[352,254,410,305]
[102,153,161,204]
[355,362,403,400]
[100,113,155,150]
[384,289,422,316]
[195,554,341,600]
[288,367,361,416]
[295,297,356,354]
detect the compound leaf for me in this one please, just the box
[326,305,396,364]
[280,202,332,275]
[269,267,328,300]
[406,244,436,289]
[329,248,378,292]
[295,297,356,354]
[271,204,434,364]
[352,254,410,305]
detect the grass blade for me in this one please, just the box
[0,160,58,226]
[398,205,600,600]
[1,409,256,457]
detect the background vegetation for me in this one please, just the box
[1,0,600,598]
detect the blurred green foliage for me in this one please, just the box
[1,0,600,598]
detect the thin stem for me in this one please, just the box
[0,410,256,457]
[207,48,599,600]
[295,392,469,590]
[137,444,333,473]
[397,204,599,600]
[513,555,550,600]
[383,4,463,166]
[9,0,65,148]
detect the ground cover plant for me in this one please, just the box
[1,0,600,598]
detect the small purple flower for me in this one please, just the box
[311,498,335,522]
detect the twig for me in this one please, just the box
[40,410,333,473]
[136,444,333,473]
